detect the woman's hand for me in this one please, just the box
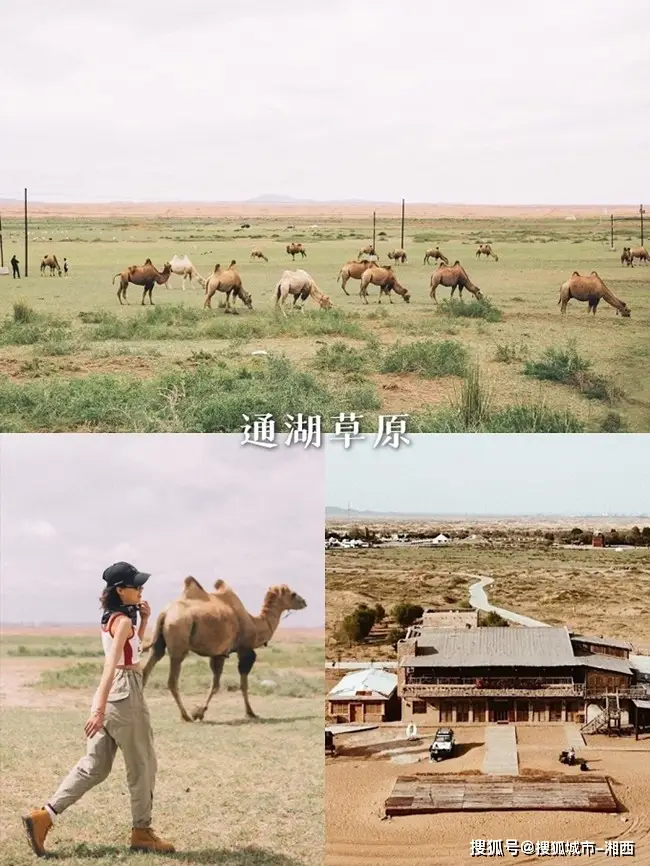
[139,600,151,622]
[84,710,105,738]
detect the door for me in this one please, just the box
[350,703,363,722]
[490,700,512,722]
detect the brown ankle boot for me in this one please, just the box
[22,808,53,857]
[130,827,175,853]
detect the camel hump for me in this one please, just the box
[182,576,211,601]
[572,270,580,276]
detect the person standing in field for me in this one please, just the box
[22,562,175,856]
[11,254,20,278]
[63,258,69,277]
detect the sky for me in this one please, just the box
[1,0,648,205]
[326,434,650,515]
[0,435,324,625]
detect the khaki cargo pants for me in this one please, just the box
[48,670,157,828]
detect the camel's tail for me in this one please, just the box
[142,610,167,656]
[112,273,121,284]
[336,270,342,283]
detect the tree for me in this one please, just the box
[374,603,386,622]
[340,605,376,643]
[480,611,510,627]
[391,603,424,628]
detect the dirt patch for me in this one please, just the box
[0,658,87,709]
[370,372,459,413]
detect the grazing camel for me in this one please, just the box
[40,254,61,276]
[359,266,410,304]
[558,271,630,317]
[112,259,172,305]
[142,577,307,721]
[387,248,407,264]
[358,245,376,258]
[423,247,449,265]
[203,261,252,312]
[429,261,483,303]
[630,246,649,264]
[336,259,375,295]
[286,242,307,260]
[250,248,268,262]
[275,268,333,316]
[621,247,634,266]
[476,244,499,261]
[168,254,206,290]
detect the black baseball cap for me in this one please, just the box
[102,562,150,588]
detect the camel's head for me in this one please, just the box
[267,585,307,613]
[401,289,411,303]
[162,262,172,275]
[319,294,333,310]
[473,286,484,301]
[239,288,253,310]
[618,303,631,317]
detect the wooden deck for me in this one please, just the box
[384,774,618,816]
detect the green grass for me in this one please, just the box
[1,213,649,430]
[524,343,624,404]
[380,339,468,378]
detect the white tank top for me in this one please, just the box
[101,611,141,665]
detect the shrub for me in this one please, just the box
[381,340,467,378]
[391,603,424,628]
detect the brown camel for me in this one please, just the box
[286,242,307,260]
[336,259,375,295]
[141,577,307,721]
[475,244,499,261]
[558,271,630,317]
[203,261,252,312]
[630,246,649,264]
[359,265,410,304]
[112,259,172,305]
[423,247,449,265]
[275,268,333,316]
[621,247,633,266]
[40,254,61,276]
[358,245,376,257]
[429,261,483,303]
[387,248,407,264]
[250,248,268,262]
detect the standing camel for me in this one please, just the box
[630,246,649,265]
[429,262,483,303]
[275,269,333,316]
[336,259,375,295]
[558,271,630,316]
[358,245,375,258]
[387,248,407,264]
[112,259,172,305]
[40,254,62,276]
[142,577,307,721]
[168,254,206,290]
[621,247,633,266]
[476,244,499,261]
[423,247,449,265]
[359,266,410,304]
[250,248,268,262]
[286,243,306,260]
[203,261,253,312]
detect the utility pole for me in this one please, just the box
[372,211,376,253]
[0,213,4,267]
[610,214,614,250]
[400,198,405,250]
[641,204,645,247]
[24,187,28,277]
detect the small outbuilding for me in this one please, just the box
[327,668,400,724]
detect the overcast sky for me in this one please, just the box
[1,0,648,204]
[326,434,650,515]
[0,435,324,625]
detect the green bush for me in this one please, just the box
[381,340,467,378]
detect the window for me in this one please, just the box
[412,700,427,714]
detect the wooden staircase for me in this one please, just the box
[581,691,621,735]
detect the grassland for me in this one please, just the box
[0,213,648,431]
[0,632,324,866]
[325,541,650,659]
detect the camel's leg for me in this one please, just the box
[203,287,215,310]
[167,654,193,722]
[141,640,165,687]
[192,655,226,721]
[341,276,350,296]
[238,649,257,718]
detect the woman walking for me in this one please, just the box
[22,562,175,856]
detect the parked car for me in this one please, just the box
[429,727,456,761]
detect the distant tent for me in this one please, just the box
[432,533,450,545]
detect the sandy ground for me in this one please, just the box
[0,202,640,219]
[0,658,89,709]
[326,726,650,865]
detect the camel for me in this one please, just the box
[40,254,61,276]
[203,261,252,312]
[112,259,172,305]
[336,259,375,295]
[286,242,306,260]
[429,261,483,303]
[359,265,410,304]
[141,577,307,721]
[387,248,407,264]
[423,247,449,265]
[476,244,499,261]
[168,254,206,291]
[358,245,376,258]
[621,247,633,266]
[250,248,268,262]
[275,268,333,316]
[630,246,649,264]
[558,271,630,317]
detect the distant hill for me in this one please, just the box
[325,506,649,519]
